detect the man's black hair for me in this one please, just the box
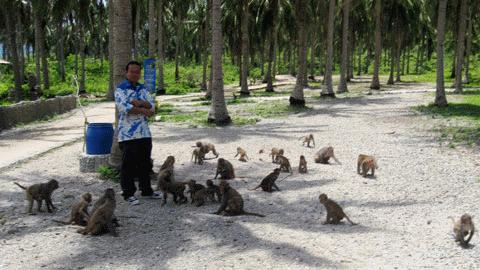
[125,60,142,71]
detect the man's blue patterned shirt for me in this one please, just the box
[114,80,154,142]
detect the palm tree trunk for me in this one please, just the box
[370,0,381,90]
[56,20,66,82]
[434,0,448,107]
[401,48,405,76]
[148,0,156,58]
[107,0,115,100]
[4,5,23,101]
[337,0,349,93]
[321,0,336,97]
[16,13,24,84]
[387,47,394,85]
[309,34,316,80]
[347,26,354,81]
[395,34,402,82]
[201,15,208,91]
[134,1,141,58]
[406,46,410,74]
[109,0,133,169]
[79,28,86,94]
[34,9,42,90]
[40,18,49,90]
[290,0,307,106]
[454,0,467,93]
[157,0,165,94]
[207,0,231,125]
[240,0,250,95]
[357,44,362,76]
[175,4,183,81]
[463,10,472,84]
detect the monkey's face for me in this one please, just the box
[279,149,284,155]
[218,158,225,164]
[166,156,175,164]
[104,188,115,199]
[319,194,328,203]
[48,179,59,190]
[461,214,473,225]
[196,141,202,147]
[83,193,93,203]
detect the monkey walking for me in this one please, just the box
[14,179,59,214]
[52,193,92,226]
[234,147,249,162]
[449,214,475,247]
[212,180,265,217]
[249,168,281,192]
[78,188,118,236]
[299,134,315,147]
[357,154,378,177]
[194,141,219,158]
[319,193,356,225]
[314,146,341,164]
[214,158,235,180]
[191,148,206,164]
[298,155,308,174]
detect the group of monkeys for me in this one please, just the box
[11,134,475,247]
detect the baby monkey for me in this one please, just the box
[450,214,475,247]
[270,148,284,163]
[314,147,341,164]
[234,147,249,162]
[357,154,378,177]
[319,193,356,225]
[53,192,92,226]
[14,179,59,214]
[298,155,308,174]
[249,168,281,192]
[300,134,315,147]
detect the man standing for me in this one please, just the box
[115,61,161,205]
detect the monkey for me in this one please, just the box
[14,179,59,214]
[314,146,341,164]
[206,179,222,202]
[190,187,211,207]
[249,168,281,192]
[160,155,175,171]
[300,134,315,147]
[298,155,308,174]
[156,168,175,190]
[212,180,265,217]
[187,180,206,203]
[195,141,219,158]
[270,148,284,163]
[275,155,292,173]
[357,154,378,177]
[258,149,264,154]
[450,214,475,247]
[234,147,249,162]
[78,188,118,236]
[157,178,188,206]
[319,193,356,225]
[191,147,206,165]
[52,193,92,226]
[214,158,235,180]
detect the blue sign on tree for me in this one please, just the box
[143,58,156,94]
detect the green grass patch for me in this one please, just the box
[251,90,290,97]
[98,165,120,183]
[246,100,312,118]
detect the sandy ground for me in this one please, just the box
[1,85,479,270]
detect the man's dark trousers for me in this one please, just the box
[119,137,153,199]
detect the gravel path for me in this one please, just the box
[1,87,479,270]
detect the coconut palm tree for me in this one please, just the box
[337,0,350,93]
[240,0,250,96]
[321,0,336,98]
[109,0,133,169]
[434,0,448,106]
[2,0,23,101]
[148,0,156,58]
[289,0,307,106]
[370,0,381,90]
[207,0,231,125]
[453,0,467,93]
[157,0,165,94]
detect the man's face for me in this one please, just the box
[126,64,141,84]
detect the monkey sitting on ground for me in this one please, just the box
[314,146,341,164]
[298,155,308,174]
[195,141,219,158]
[160,155,175,171]
[234,147,249,162]
[187,180,206,202]
[191,147,206,165]
[190,187,211,207]
[249,168,281,192]
[212,180,264,217]
[206,179,222,202]
[214,158,235,180]
[450,214,475,247]
[14,179,59,214]
[270,148,284,163]
[300,134,315,147]
[275,155,292,173]
[156,176,188,206]
[53,193,92,226]
[78,188,118,236]
[357,154,378,177]
[319,193,356,225]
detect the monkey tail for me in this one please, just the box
[277,174,291,182]
[52,219,71,225]
[242,211,265,217]
[345,215,357,226]
[13,182,27,190]
[248,185,261,191]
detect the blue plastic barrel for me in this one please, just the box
[86,123,114,155]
